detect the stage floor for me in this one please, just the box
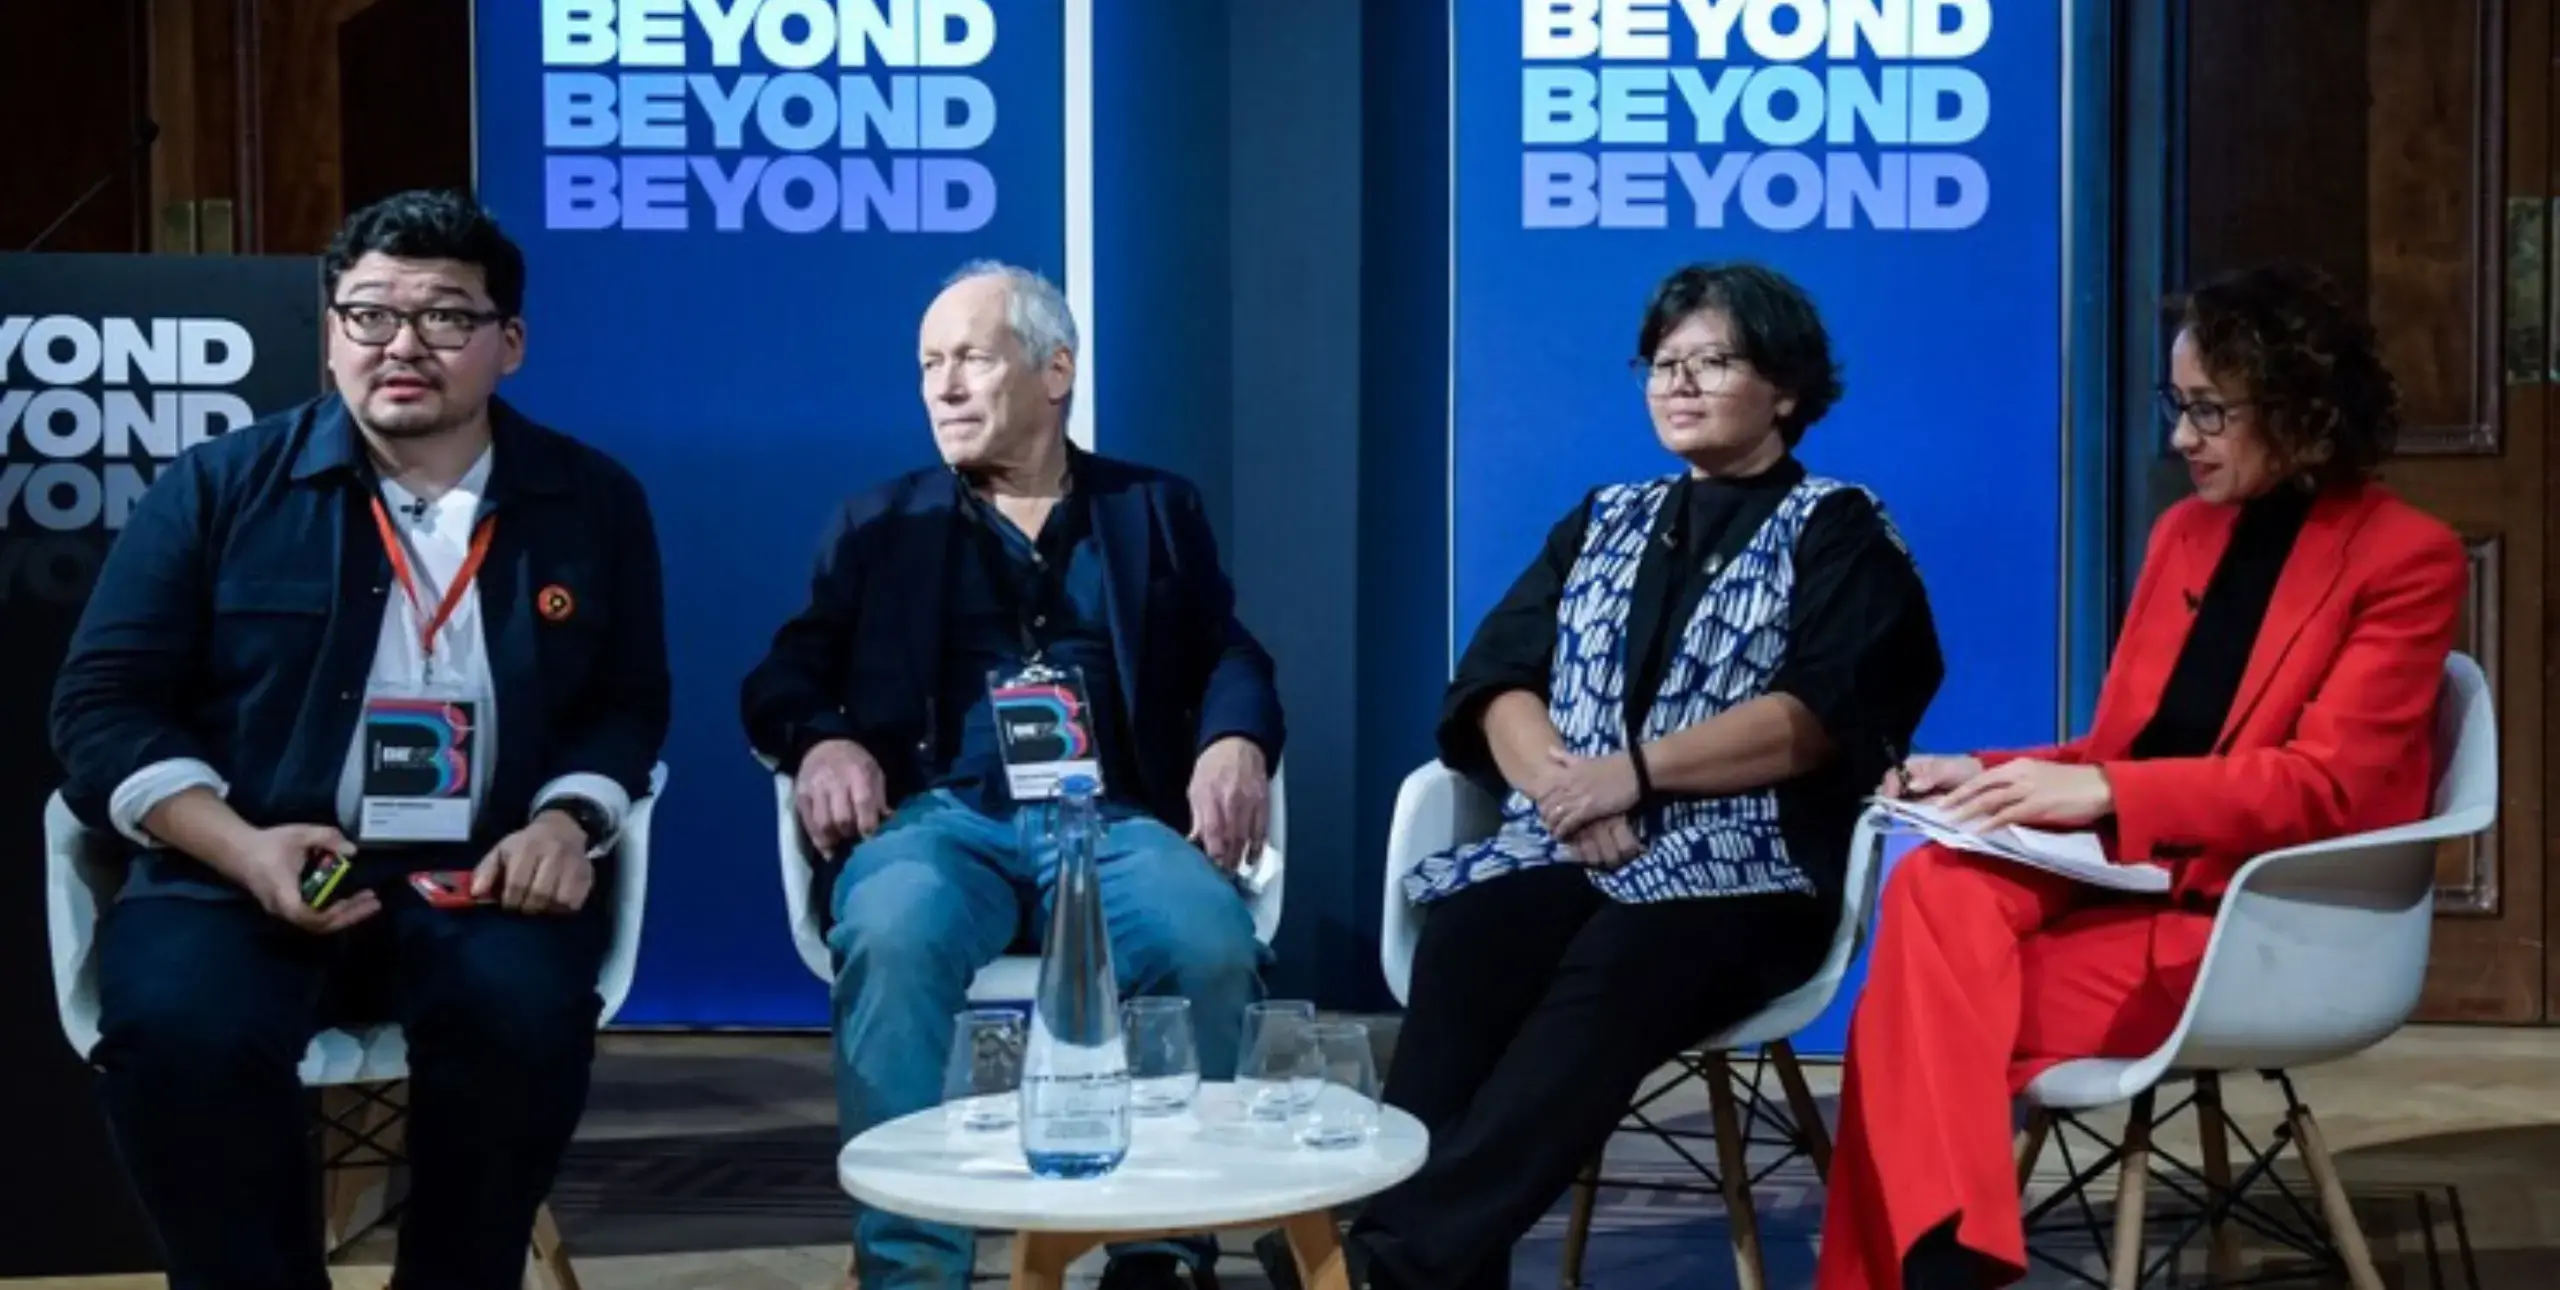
[16,1022,2560,1288]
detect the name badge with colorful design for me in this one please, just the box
[988,663,1103,801]
[359,685,480,843]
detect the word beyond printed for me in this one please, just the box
[0,314,257,533]
[537,0,1003,233]
[1518,0,1996,231]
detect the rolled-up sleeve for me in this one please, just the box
[1765,490,1945,793]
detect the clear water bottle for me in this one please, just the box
[1020,775,1131,1178]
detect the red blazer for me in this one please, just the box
[1981,483,2466,903]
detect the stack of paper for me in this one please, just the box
[1864,797,2170,894]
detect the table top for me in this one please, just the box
[839,1082,1429,1233]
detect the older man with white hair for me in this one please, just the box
[742,261,1284,1288]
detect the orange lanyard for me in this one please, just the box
[369,493,495,662]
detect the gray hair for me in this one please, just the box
[946,259,1079,368]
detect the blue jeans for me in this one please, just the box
[829,790,1266,1287]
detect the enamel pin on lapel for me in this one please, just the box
[538,584,576,623]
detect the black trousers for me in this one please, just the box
[1352,865,1835,1290]
[91,857,612,1290]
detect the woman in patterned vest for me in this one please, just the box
[1346,262,1947,1290]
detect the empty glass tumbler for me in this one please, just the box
[1121,996,1202,1116]
[1294,1020,1381,1149]
[1238,999,1321,1121]
[941,1008,1027,1131]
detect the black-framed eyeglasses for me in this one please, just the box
[329,302,505,351]
[2155,382,2254,436]
[1631,350,1742,393]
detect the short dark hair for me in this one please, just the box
[1635,261,1844,443]
[323,190,527,318]
[2170,262,2397,489]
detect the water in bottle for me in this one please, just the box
[1019,775,1132,1178]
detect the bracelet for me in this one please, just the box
[1627,741,1655,804]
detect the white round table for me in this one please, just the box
[840,1082,1428,1289]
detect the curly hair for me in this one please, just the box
[2169,262,2399,489]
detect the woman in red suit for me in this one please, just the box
[1813,261,2467,1290]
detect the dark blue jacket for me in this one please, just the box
[740,449,1284,834]
[49,394,671,897]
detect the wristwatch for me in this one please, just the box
[547,795,615,854]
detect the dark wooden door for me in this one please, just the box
[136,0,472,258]
[2176,0,2553,1022]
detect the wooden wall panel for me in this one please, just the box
[0,2,152,251]
[339,0,475,219]
[254,0,355,254]
[2182,1,2371,290]
[250,0,473,256]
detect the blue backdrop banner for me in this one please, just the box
[1451,0,2063,1053]
[474,0,1072,1025]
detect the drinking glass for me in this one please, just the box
[1122,997,1201,1116]
[941,1008,1026,1131]
[1294,1020,1381,1149]
[1238,999,1319,1121]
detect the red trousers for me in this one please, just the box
[1813,844,2216,1289]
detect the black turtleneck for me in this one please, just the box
[1623,460,1808,719]
[2127,485,2317,760]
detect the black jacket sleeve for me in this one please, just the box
[740,497,871,774]
[1433,492,1595,782]
[1766,489,1945,794]
[48,449,221,828]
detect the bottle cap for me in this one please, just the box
[1059,773,1099,799]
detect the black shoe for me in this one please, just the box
[1903,1220,1983,1290]
[1097,1251,1222,1290]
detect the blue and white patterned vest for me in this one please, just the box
[1406,474,1887,905]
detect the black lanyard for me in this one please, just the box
[964,491,1076,663]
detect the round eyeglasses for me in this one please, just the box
[1631,351,1743,393]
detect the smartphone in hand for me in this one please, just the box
[300,849,353,909]
[408,869,489,910]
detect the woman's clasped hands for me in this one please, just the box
[1531,745,1647,870]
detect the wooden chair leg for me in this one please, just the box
[1766,1039,1833,1177]
[1010,1231,1096,1290]
[1703,1053,1765,1290]
[2288,1103,2385,1290]
[2192,1074,2242,1284]
[521,1203,580,1290]
[1556,1153,1602,1287]
[2107,1091,2155,1290]
[1280,1209,1352,1290]
[2015,1107,2053,1194]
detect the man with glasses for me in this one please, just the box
[50,188,669,1289]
